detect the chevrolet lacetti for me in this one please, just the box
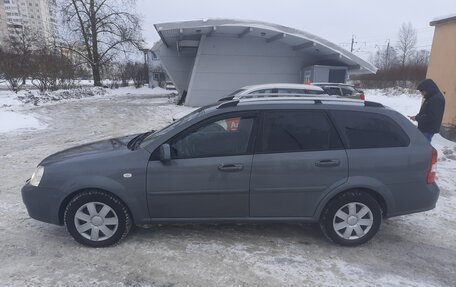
[22,97,439,247]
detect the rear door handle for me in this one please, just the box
[218,164,244,172]
[315,159,340,168]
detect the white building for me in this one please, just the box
[0,0,57,46]
[151,19,377,106]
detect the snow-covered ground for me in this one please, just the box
[0,87,455,287]
[0,86,176,134]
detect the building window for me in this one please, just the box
[304,71,311,82]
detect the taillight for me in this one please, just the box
[360,93,365,100]
[427,147,438,184]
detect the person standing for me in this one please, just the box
[409,79,445,142]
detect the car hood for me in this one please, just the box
[40,134,139,165]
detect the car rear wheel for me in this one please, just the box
[320,191,382,246]
[64,190,132,247]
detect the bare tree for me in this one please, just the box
[371,45,398,70]
[409,49,430,66]
[29,44,77,92]
[7,27,40,87]
[0,51,25,92]
[397,22,417,68]
[131,62,148,88]
[59,0,143,86]
[0,28,40,92]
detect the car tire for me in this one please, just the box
[320,191,382,247]
[64,190,132,247]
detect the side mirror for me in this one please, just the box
[159,144,171,161]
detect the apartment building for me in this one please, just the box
[0,0,57,47]
[0,1,7,43]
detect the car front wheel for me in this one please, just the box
[64,190,132,247]
[320,191,382,246]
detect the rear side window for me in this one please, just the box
[331,111,410,149]
[341,87,354,96]
[260,110,343,153]
[324,87,342,96]
[276,88,325,95]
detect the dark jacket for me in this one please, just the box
[416,79,445,134]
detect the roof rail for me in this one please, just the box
[237,93,329,99]
[218,93,330,102]
[217,100,240,109]
[240,96,361,103]
[216,96,384,109]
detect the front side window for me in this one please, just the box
[227,89,246,97]
[260,111,343,153]
[331,111,410,149]
[170,115,255,159]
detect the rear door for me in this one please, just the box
[250,110,348,217]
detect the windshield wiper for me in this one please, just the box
[128,132,148,150]
[127,134,141,150]
[128,130,155,150]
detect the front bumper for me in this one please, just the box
[21,182,63,225]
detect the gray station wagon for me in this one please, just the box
[22,97,439,247]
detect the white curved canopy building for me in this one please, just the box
[152,19,376,106]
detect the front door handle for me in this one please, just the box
[218,164,244,172]
[315,159,340,168]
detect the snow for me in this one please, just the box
[0,86,177,133]
[0,111,44,133]
[431,13,456,23]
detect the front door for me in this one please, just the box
[250,110,348,217]
[147,112,258,218]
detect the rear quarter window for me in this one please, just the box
[331,110,410,149]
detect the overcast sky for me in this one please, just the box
[136,0,455,61]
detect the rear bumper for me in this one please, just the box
[21,183,62,225]
[386,183,440,218]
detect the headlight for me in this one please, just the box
[30,166,44,187]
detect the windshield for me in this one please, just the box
[139,107,206,148]
[226,89,246,97]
